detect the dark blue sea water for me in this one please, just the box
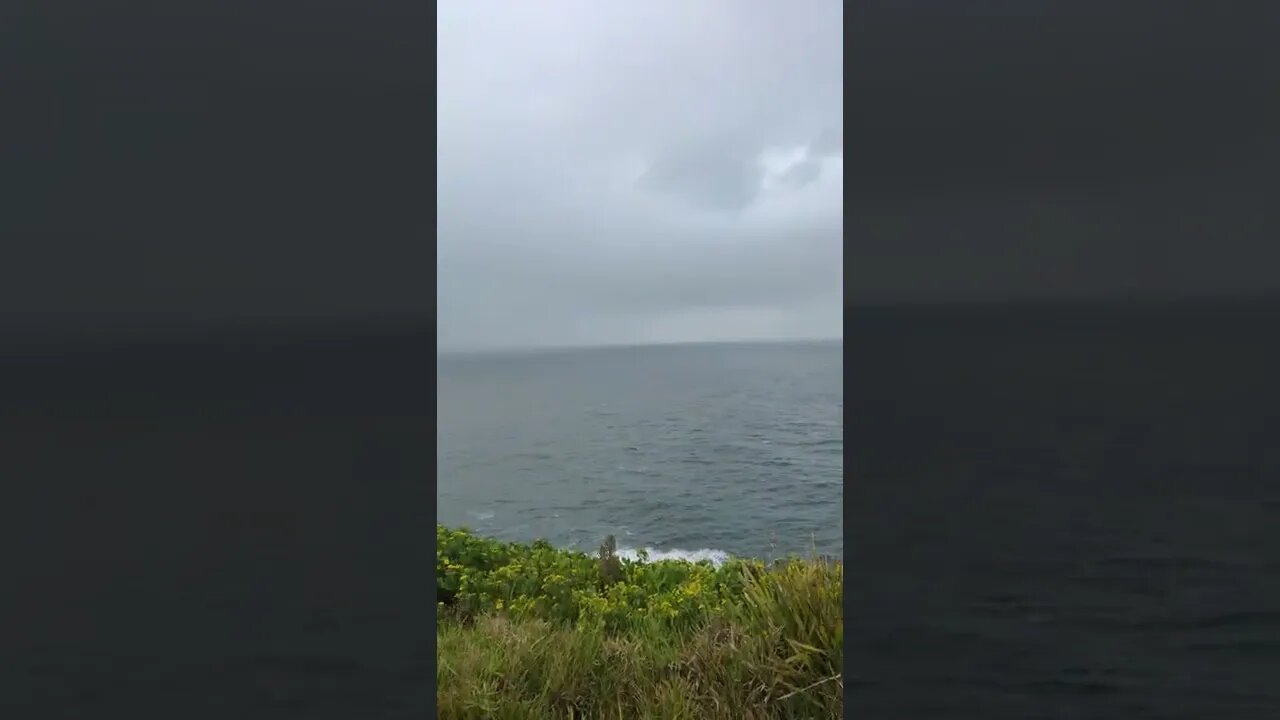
[437,340,844,562]
[848,302,1280,718]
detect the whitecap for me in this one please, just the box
[617,546,731,566]
[615,465,650,474]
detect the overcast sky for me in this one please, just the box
[437,1,844,351]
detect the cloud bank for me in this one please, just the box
[437,1,843,350]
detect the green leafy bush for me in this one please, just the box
[436,525,843,719]
[437,525,774,634]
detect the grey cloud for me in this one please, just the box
[638,143,764,212]
[437,0,842,351]
[810,127,843,158]
[777,159,824,189]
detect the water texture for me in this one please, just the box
[437,340,844,562]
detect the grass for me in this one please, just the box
[437,525,843,719]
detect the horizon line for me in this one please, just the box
[438,335,842,356]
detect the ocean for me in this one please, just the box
[436,340,844,562]
[848,301,1280,718]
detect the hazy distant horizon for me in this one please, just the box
[437,333,843,357]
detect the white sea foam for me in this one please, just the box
[467,510,495,521]
[617,546,732,566]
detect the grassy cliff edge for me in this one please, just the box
[437,525,843,719]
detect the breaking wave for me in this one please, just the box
[616,546,732,566]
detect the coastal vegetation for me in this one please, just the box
[437,525,843,719]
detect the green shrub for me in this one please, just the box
[436,525,843,718]
[437,524,766,633]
